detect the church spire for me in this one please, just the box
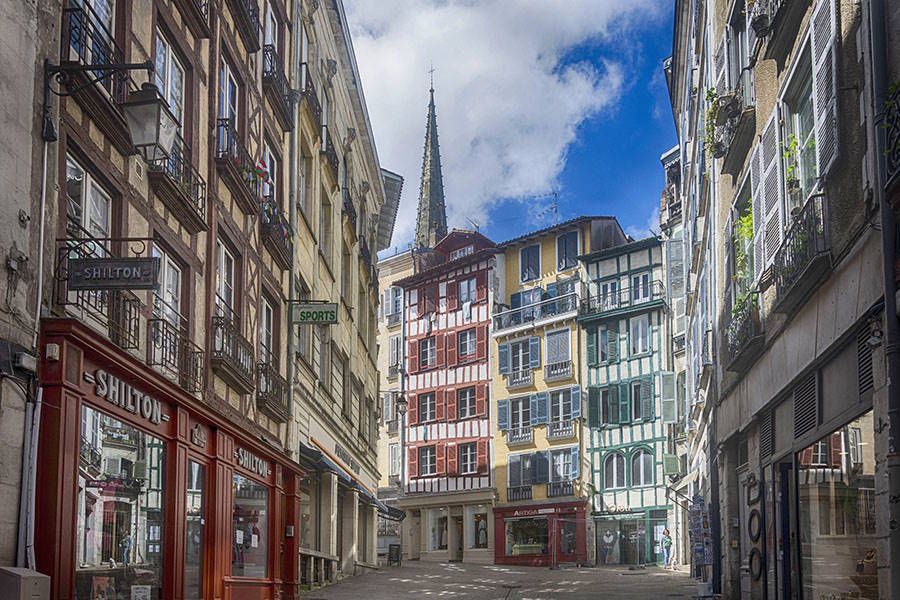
[414,81,448,249]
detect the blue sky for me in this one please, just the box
[345,0,677,251]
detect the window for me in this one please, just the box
[382,392,394,423]
[65,154,111,243]
[332,350,347,408]
[811,439,829,465]
[215,239,235,316]
[727,180,754,302]
[341,243,351,300]
[630,315,650,355]
[509,397,530,430]
[631,449,654,487]
[259,296,275,363]
[557,231,578,270]
[508,453,532,487]
[546,329,570,365]
[264,4,277,47]
[388,335,400,367]
[419,446,436,476]
[599,325,609,363]
[631,381,643,421]
[783,51,816,212]
[185,461,205,600]
[458,328,477,359]
[389,443,400,476]
[600,280,618,310]
[261,142,278,200]
[468,508,489,549]
[450,245,474,261]
[155,31,185,128]
[459,277,477,304]
[316,326,331,383]
[321,90,329,148]
[219,59,238,121]
[418,392,436,423]
[296,278,311,363]
[383,286,402,318]
[151,244,182,327]
[510,340,530,373]
[520,244,540,281]
[319,190,332,265]
[457,387,477,419]
[550,449,572,482]
[459,443,477,474]
[232,473,268,577]
[549,388,572,423]
[419,336,436,369]
[599,388,615,425]
[604,452,625,489]
[300,148,313,218]
[632,273,650,303]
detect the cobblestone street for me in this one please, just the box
[305,561,698,599]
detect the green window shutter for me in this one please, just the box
[607,385,619,425]
[586,327,597,366]
[607,321,619,363]
[641,375,653,420]
[588,387,600,428]
[618,383,630,423]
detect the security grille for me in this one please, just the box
[793,371,818,438]
[857,325,874,396]
[759,409,775,461]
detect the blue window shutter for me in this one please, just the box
[530,394,548,425]
[498,342,510,374]
[510,292,522,308]
[497,399,509,430]
[545,281,558,299]
[588,387,601,428]
[532,451,550,484]
[529,336,541,368]
[537,392,549,423]
[570,386,581,419]
[570,446,580,480]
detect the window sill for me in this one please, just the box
[298,205,316,243]
[556,265,578,275]
[318,249,334,281]
[629,350,652,359]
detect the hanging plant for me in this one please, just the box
[704,88,725,159]
[733,209,754,285]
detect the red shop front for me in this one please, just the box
[35,319,304,600]
[493,501,588,566]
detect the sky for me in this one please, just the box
[344,0,678,252]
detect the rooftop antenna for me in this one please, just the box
[466,217,480,232]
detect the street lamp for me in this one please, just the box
[396,392,408,416]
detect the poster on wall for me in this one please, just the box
[131,585,151,600]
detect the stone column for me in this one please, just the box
[368,504,378,564]
[320,471,338,557]
[341,489,359,573]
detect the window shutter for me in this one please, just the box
[588,387,600,428]
[498,342,510,374]
[435,389,445,421]
[586,327,598,366]
[607,322,619,362]
[476,325,487,359]
[529,336,541,368]
[409,446,418,478]
[607,386,619,425]
[417,286,425,315]
[830,432,842,467]
[436,443,446,475]
[811,0,839,177]
[383,393,393,422]
[427,283,438,313]
[447,280,459,311]
[533,451,550,484]
[436,333,445,368]
[570,447,580,480]
[446,388,457,421]
[714,32,729,97]
[570,386,581,420]
[476,270,487,302]
[640,375,653,420]
[447,442,458,475]
[530,394,546,425]
[661,371,677,424]
[408,394,418,425]
[408,339,419,374]
[760,108,784,268]
[619,383,630,422]
[446,331,457,366]
[497,399,509,430]
[476,383,487,417]
[510,292,522,309]
[750,143,764,281]
[383,289,392,315]
[477,439,488,474]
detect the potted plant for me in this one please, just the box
[704,89,727,158]
[747,0,771,37]
[716,92,741,122]
[783,133,803,205]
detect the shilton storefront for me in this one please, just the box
[35,319,304,599]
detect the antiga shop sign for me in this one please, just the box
[235,447,271,477]
[512,507,558,517]
[91,368,165,425]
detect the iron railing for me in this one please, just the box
[211,305,254,390]
[262,45,293,128]
[581,281,665,316]
[342,187,358,229]
[547,480,575,498]
[257,360,289,421]
[300,63,322,127]
[726,291,762,366]
[215,117,260,200]
[387,312,401,327]
[887,85,900,191]
[147,133,207,227]
[227,0,260,52]
[260,194,293,269]
[507,426,533,445]
[388,363,399,379]
[773,194,829,302]
[507,485,532,501]
[507,369,533,389]
[79,437,102,471]
[322,127,339,176]
[61,1,130,103]
[493,292,578,331]
[547,419,576,440]
[147,316,204,393]
[544,360,572,381]
[104,425,138,446]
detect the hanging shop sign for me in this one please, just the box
[67,257,160,290]
[235,447,271,478]
[90,368,166,425]
[290,302,338,325]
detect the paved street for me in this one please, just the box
[306,561,698,599]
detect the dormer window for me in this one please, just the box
[450,245,474,261]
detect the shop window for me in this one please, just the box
[419,445,436,476]
[428,509,448,550]
[232,473,269,578]
[508,453,532,487]
[604,452,625,489]
[459,443,477,474]
[520,244,540,282]
[419,336,436,369]
[557,230,578,271]
[505,517,548,556]
[418,392,436,423]
[797,411,876,600]
[631,449,654,487]
[185,460,205,600]
[458,328,476,359]
[559,519,577,555]
[75,406,166,599]
[299,475,317,550]
[467,507,489,549]
[457,386,477,419]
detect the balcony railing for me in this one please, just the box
[493,292,578,332]
[211,307,255,393]
[547,419,576,440]
[322,128,339,178]
[262,45,293,131]
[260,195,293,271]
[544,360,572,382]
[225,0,260,52]
[342,188,358,230]
[79,438,102,471]
[387,312,401,327]
[726,291,764,372]
[718,71,757,176]
[172,0,209,38]
[887,85,900,191]
[215,118,260,215]
[388,363,399,379]
[300,63,322,128]
[147,317,204,393]
[580,281,665,318]
[506,369,533,389]
[507,426,533,445]
[104,425,138,446]
[360,235,372,268]
[147,134,207,233]
[507,486,532,501]
[257,360,289,422]
[547,480,575,498]
[773,195,831,314]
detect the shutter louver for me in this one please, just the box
[436,333,445,368]
[750,143,765,281]
[714,33,729,97]
[570,386,581,419]
[793,371,818,438]
[476,325,487,359]
[619,383,630,422]
[447,279,459,311]
[531,393,549,425]
[533,451,550,484]
[608,323,619,363]
[477,439,488,474]
[476,383,487,416]
[761,109,784,267]
[446,331,457,367]
[811,0,839,177]
[408,340,419,375]
[608,386,619,425]
[586,327,597,366]
[435,389,445,421]
[446,388,456,421]
[497,399,509,430]
[529,336,541,368]
[759,409,775,461]
[498,342,510,374]
[570,447,580,480]
[436,443,446,475]
[858,325,874,395]
[447,443,457,475]
[588,387,600,428]
[409,447,418,478]
[640,375,653,420]
[408,394,418,425]
[476,270,487,302]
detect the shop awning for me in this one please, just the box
[672,469,699,492]
[299,441,353,485]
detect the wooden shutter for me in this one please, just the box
[760,108,784,267]
[446,388,457,422]
[570,385,581,420]
[476,383,487,417]
[409,446,418,478]
[588,387,600,427]
[750,143,765,281]
[408,339,419,374]
[383,289,392,315]
[436,333,445,367]
[607,322,619,362]
[417,285,425,315]
[586,327,597,366]
[570,447,580,480]
[529,336,541,368]
[830,432,842,468]
[447,279,459,311]
[608,386,619,425]
[811,0,839,177]
[427,283,438,313]
[533,451,550,483]
[447,442,458,475]
[661,371,677,424]
[640,375,653,420]
[435,389,445,421]
[445,331,457,366]
[408,394,418,425]
[618,383,630,422]
[477,439,488,474]
[436,443,446,475]
[476,270,487,302]
[497,399,509,430]
[498,342,510,374]
[476,324,487,359]
[530,392,549,424]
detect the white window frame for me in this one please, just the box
[262,141,278,199]
[604,452,625,489]
[508,453,532,487]
[519,244,541,282]
[419,446,436,476]
[265,4,278,47]
[600,279,618,310]
[509,397,530,430]
[383,392,394,423]
[510,339,530,373]
[811,439,829,466]
[457,386,477,419]
[389,335,400,367]
[65,154,111,243]
[450,245,474,261]
[389,443,400,476]
[632,272,651,303]
[219,59,238,121]
[631,449,654,487]
[630,315,650,355]
[556,230,579,272]
[459,443,477,475]
[550,448,572,482]
[418,392,436,423]
[630,381,643,421]
[154,30,185,129]
[549,388,572,423]
[260,296,274,362]
[419,337,436,369]
[458,328,476,358]
[215,239,235,315]
[459,277,477,304]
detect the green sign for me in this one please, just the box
[291,302,338,325]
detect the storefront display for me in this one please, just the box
[232,474,269,578]
[505,517,548,556]
[594,510,668,566]
[185,461,205,600]
[467,507,489,549]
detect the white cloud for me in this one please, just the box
[625,206,661,240]
[345,0,665,248]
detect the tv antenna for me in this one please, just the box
[466,217,480,231]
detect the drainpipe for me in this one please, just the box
[287,0,300,433]
[868,1,900,597]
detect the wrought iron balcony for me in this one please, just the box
[360,235,372,268]
[387,420,399,435]
[580,281,665,320]
[257,360,289,422]
[547,419,576,440]
[388,363,399,379]
[544,360,572,382]
[493,292,578,332]
[718,71,757,176]
[300,63,322,129]
[104,425,138,446]
[79,437,102,472]
[172,0,209,38]
[225,0,260,52]
[61,1,135,154]
[506,369,533,390]
[210,307,255,393]
[147,134,207,233]
[215,118,260,215]
[260,195,293,271]
[506,426,533,445]
[888,85,900,192]
[387,312,401,327]
[322,127,339,179]
[342,188,358,231]
[147,317,204,393]
[726,291,764,373]
[773,194,831,314]
[547,480,575,498]
[262,45,293,131]
[507,485,532,501]
[763,0,805,62]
